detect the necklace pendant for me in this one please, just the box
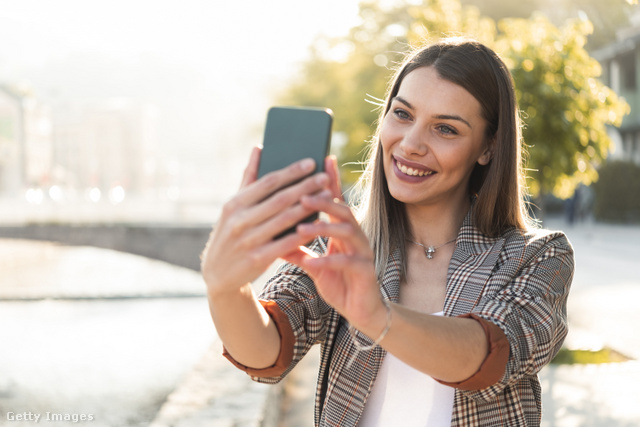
[426,246,436,259]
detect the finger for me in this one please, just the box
[246,230,314,267]
[302,253,374,278]
[280,246,313,268]
[300,191,357,226]
[239,173,329,234]
[237,157,317,209]
[325,155,344,202]
[240,145,262,189]
[240,199,319,246]
[297,221,372,256]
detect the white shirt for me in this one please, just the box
[358,312,455,427]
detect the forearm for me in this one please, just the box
[360,302,489,383]
[207,283,281,369]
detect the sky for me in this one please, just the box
[0,0,362,193]
[0,0,360,74]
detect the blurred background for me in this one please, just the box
[0,0,362,223]
[1,0,640,426]
[0,0,638,223]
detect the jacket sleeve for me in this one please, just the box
[223,238,331,384]
[457,230,574,402]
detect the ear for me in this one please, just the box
[477,138,494,166]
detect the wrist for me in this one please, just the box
[207,281,254,303]
[344,299,392,370]
[349,299,393,346]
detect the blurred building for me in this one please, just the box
[0,81,160,205]
[52,98,159,202]
[0,84,53,197]
[594,13,640,165]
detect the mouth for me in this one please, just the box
[394,157,435,177]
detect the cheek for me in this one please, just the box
[379,119,400,152]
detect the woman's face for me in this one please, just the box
[380,66,492,209]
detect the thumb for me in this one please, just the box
[325,155,344,201]
[240,145,262,189]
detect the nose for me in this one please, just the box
[399,126,429,156]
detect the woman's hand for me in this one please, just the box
[283,157,387,333]
[201,146,330,297]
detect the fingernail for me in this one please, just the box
[300,158,315,172]
[315,173,328,185]
[297,223,312,234]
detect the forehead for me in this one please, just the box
[397,66,483,120]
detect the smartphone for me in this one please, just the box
[257,106,333,237]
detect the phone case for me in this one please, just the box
[258,106,333,237]
[258,106,333,178]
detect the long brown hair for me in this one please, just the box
[354,38,534,278]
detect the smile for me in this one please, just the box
[395,159,434,177]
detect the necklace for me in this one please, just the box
[406,238,457,259]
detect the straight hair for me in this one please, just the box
[353,38,535,279]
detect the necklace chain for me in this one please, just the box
[406,238,456,259]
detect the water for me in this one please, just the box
[0,240,215,426]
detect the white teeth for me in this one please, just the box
[397,160,432,177]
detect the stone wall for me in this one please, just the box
[0,223,212,271]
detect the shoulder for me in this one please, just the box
[501,225,573,255]
[496,225,575,276]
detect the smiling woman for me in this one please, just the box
[381,67,493,214]
[201,38,574,427]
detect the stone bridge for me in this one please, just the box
[0,223,213,271]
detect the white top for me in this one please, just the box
[357,311,455,427]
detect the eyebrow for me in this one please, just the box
[392,96,473,129]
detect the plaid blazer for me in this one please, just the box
[252,211,574,426]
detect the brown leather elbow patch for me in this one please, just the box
[222,299,295,377]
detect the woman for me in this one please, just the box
[201,38,574,426]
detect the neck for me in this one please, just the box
[405,196,470,246]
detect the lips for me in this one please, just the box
[394,156,435,178]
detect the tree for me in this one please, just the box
[279,0,495,184]
[460,0,543,21]
[463,0,639,50]
[495,14,628,198]
[278,0,629,202]
[553,0,639,50]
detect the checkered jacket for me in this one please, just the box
[251,213,574,426]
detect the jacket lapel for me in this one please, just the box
[380,246,402,303]
[443,211,505,316]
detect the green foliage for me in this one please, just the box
[278,0,630,197]
[568,0,638,50]
[551,346,632,365]
[495,14,629,198]
[460,0,543,21]
[592,160,640,223]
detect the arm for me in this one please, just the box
[207,284,281,370]
[201,146,330,369]
[283,193,492,384]
[285,194,571,388]
[459,232,574,399]
[365,304,499,383]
